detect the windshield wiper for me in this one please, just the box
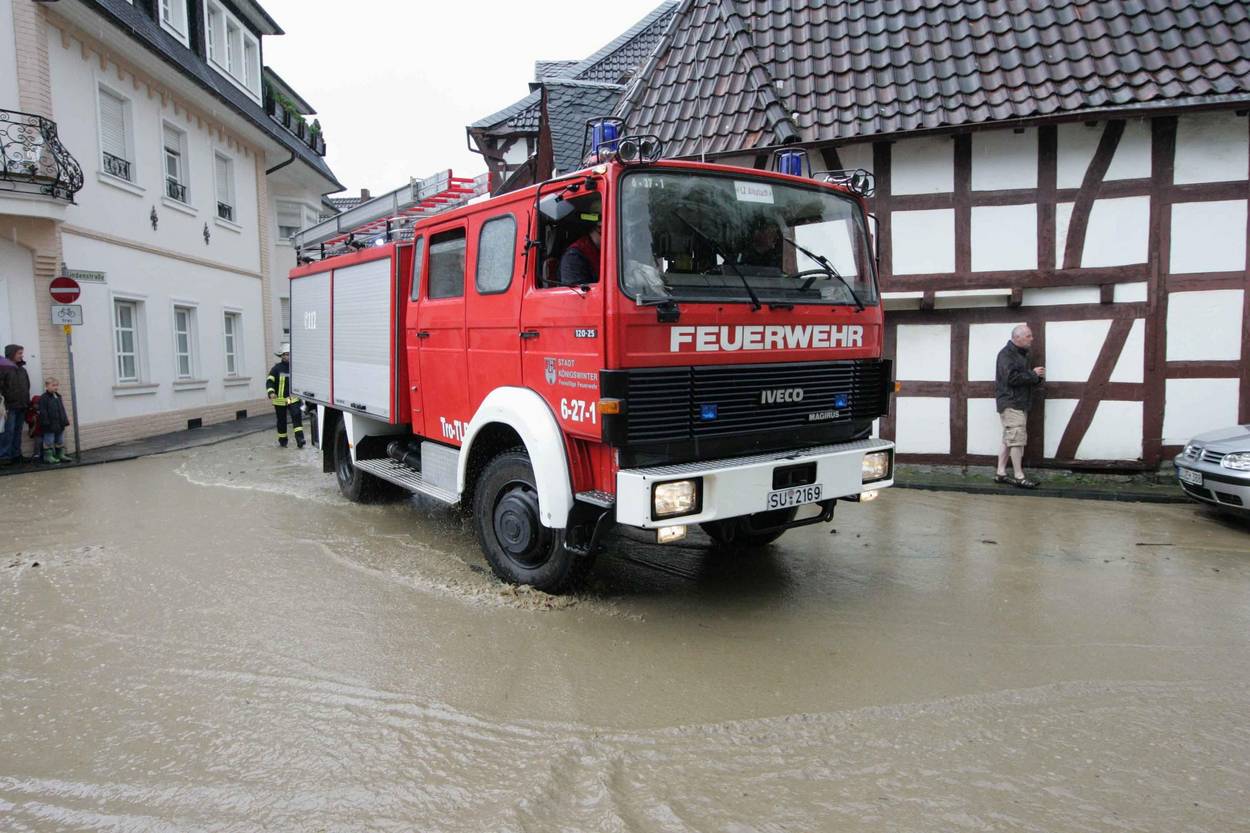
[780,236,865,312]
[674,211,761,311]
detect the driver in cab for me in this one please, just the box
[558,213,601,285]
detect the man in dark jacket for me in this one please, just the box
[0,344,32,465]
[267,345,304,448]
[995,325,1045,488]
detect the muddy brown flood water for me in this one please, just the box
[2,434,1249,832]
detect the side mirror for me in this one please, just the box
[539,194,575,223]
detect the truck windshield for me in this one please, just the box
[619,170,878,307]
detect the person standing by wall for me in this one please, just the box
[36,377,72,464]
[266,345,304,449]
[0,345,32,465]
[995,325,1045,488]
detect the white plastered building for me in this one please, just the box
[0,0,341,452]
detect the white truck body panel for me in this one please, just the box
[332,257,394,420]
[290,271,332,405]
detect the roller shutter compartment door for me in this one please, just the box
[290,271,332,405]
[332,258,395,420]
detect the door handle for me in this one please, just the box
[520,330,540,340]
[416,330,431,339]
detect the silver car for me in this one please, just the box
[1173,425,1250,518]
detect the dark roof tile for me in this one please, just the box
[616,0,1250,151]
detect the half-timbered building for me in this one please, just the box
[477,0,1250,472]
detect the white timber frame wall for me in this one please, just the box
[773,109,1249,471]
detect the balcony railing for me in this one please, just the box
[102,151,132,181]
[217,201,233,221]
[0,108,83,202]
[166,177,187,203]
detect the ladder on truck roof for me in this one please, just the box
[294,170,490,257]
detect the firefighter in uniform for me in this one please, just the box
[266,345,304,448]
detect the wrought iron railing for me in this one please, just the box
[217,201,233,221]
[166,177,187,202]
[0,108,83,202]
[103,151,132,181]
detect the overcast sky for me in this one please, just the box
[259,0,667,197]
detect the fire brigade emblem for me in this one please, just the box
[544,358,557,385]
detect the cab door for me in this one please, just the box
[466,211,523,410]
[520,217,607,441]
[415,225,470,444]
[403,236,425,437]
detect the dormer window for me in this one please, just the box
[159,0,189,46]
[204,0,262,101]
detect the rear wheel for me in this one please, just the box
[473,447,591,593]
[701,507,798,548]
[333,420,396,503]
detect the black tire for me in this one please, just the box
[472,447,591,593]
[333,420,399,503]
[701,507,799,548]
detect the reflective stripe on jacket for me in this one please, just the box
[267,361,300,407]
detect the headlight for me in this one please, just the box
[652,479,700,519]
[862,451,891,482]
[1222,452,1250,471]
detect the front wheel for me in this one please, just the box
[472,447,591,593]
[701,507,799,548]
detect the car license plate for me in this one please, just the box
[1178,468,1203,486]
[767,483,822,510]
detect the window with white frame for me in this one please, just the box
[224,311,242,376]
[280,297,290,336]
[276,201,319,243]
[214,153,235,222]
[173,305,196,379]
[159,0,189,43]
[163,123,189,203]
[114,300,142,383]
[205,0,262,100]
[98,86,133,181]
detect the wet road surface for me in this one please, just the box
[2,435,1249,832]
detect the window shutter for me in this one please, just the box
[99,90,126,159]
[163,124,179,153]
[215,156,230,202]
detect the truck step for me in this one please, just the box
[575,490,616,508]
[354,458,459,505]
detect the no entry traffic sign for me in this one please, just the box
[50,276,81,303]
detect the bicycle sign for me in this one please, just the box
[51,304,83,326]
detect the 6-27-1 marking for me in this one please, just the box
[560,398,597,425]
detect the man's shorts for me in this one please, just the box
[1000,407,1028,448]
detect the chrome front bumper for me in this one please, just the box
[616,438,894,528]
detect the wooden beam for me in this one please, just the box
[874,142,893,285]
[1038,125,1057,275]
[1056,318,1134,458]
[954,134,972,275]
[1063,120,1126,270]
[1142,116,1177,467]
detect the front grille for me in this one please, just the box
[619,359,889,445]
[1201,448,1226,464]
[1183,483,1214,501]
[1215,491,1244,507]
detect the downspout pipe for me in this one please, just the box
[266,150,297,176]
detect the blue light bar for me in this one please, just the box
[776,149,806,177]
[591,120,620,155]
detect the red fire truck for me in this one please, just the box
[290,138,894,593]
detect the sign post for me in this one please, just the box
[49,276,82,460]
